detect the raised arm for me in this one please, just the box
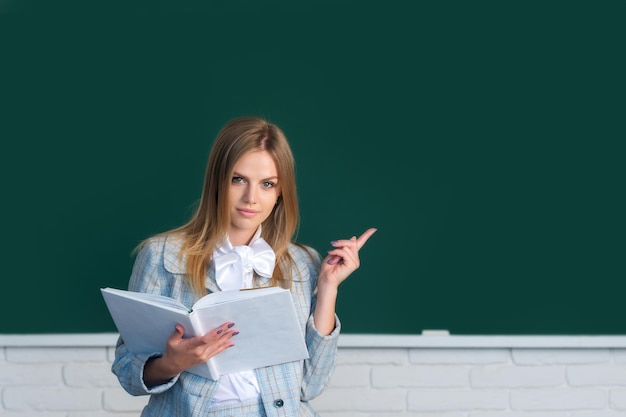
[313,228,377,335]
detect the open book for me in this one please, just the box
[101,286,309,380]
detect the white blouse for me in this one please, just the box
[209,226,276,406]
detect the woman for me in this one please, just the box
[112,116,376,416]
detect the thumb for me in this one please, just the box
[169,324,185,341]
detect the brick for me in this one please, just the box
[410,349,510,365]
[323,414,468,417]
[64,363,120,388]
[612,349,626,364]
[103,388,149,412]
[568,365,626,386]
[610,388,626,410]
[408,389,508,411]
[471,365,565,388]
[0,363,63,386]
[337,348,408,365]
[373,365,469,388]
[106,346,117,363]
[512,349,609,365]
[319,414,467,417]
[310,388,406,412]
[399,414,467,417]
[6,347,106,363]
[1,412,67,417]
[470,413,570,417]
[70,413,140,417]
[3,387,102,411]
[510,388,606,410]
[330,365,371,387]
[572,412,626,417]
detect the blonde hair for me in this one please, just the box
[160,117,300,295]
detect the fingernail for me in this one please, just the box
[232,331,240,336]
[330,241,337,245]
[217,329,223,334]
[227,323,235,328]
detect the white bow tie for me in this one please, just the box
[213,237,276,291]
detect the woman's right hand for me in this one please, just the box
[143,322,238,387]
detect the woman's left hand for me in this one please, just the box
[318,227,377,289]
[314,227,377,335]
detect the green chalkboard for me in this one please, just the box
[2,1,625,334]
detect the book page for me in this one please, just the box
[191,288,309,377]
[191,286,283,309]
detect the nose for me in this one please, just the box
[243,185,257,204]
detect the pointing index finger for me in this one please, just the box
[356,228,377,250]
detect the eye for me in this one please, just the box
[262,181,276,189]
[232,176,245,184]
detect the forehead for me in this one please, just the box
[233,150,278,177]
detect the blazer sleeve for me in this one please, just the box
[111,239,181,396]
[301,312,341,401]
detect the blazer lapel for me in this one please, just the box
[162,235,221,294]
[205,263,220,294]
[162,236,186,274]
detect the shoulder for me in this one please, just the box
[286,242,321,283]
[128,233,192,297]
[288,242,321,268]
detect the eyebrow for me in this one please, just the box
[232,172,279,182]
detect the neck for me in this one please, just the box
[228,224,262,247]
[229,230,255,247]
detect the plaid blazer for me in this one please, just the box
[112,236,340,417]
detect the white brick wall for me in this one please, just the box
[2,336,626,416]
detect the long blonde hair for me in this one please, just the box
[163,117,300,295]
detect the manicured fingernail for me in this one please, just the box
[228,323,235,328]
[330,241,337,245]
[217,329,223,334]
[232,331,239,336]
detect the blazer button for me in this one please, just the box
[274,399,284,408]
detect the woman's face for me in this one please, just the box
[228,150,280,246]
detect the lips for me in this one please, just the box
[236,208,260,218]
